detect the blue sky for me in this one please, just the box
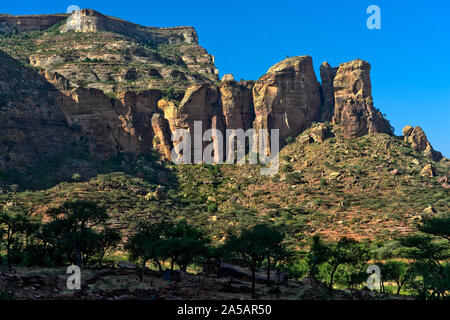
[1,0,449,156]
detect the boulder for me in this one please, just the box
[309,123,329,143]
[403,125,442,161]
[221,73,235,82]
[422,206,437,215]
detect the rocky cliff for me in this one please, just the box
[332,59,392,139]
[0,9,444,177]
[0,50,78,172]
[0,13,68,33]
[253,56,322,147]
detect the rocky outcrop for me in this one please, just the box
[219,80,255,131]
[332,59,392,139]
[44,69,164,160]
[403,125,442,161]
[252,56,322,146]
[0,50,77,172]
[0,13,67,34]
[178,83,223,133]
[61,9,198,45]
[151,113,173,159]
[420,164,435,177]
[221,74,235,82]
[319,62,338,122]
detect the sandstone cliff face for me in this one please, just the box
[44,70,166,159]
[61,9,198,45]
[0,9,444,173]
[0,14,67,34]
[252,56,321,146]
[403,125,442,161]
[151,113,173,159]
[319,62,338,122]
[178,83,224,135]
[219,80,255,131]
[0,50,77,172]
[332,59,392,139]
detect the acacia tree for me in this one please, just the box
[126,220,209,274]
[419,214,450,241]
[399,214,450,299]
[400,234,449,299]
[125,221,168,272]
[164,221,210,272]
[326,237,371,291]
[92,228,121,266]
[0,209,37,270]
[225,224,286,298]
[271,244,294,289]
[381,260,411,295]
[45,200,111,266]
[305,235,330,280]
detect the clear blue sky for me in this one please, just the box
[1,0,449,156]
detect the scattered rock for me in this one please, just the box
[422,206,437,215]
[390,169,399,176]
[309,123,329,143]
[420,164,435,177]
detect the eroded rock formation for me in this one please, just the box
[403,125,442,161]
[319,62,338,122]
[332,59,392,139]
[219,80,255,131]
[252,56,322,146]
[0,9,444,172]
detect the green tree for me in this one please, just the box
[0,209,37,270]
[326,237,371,291]
[95,228,121,266]
[381,260,411,295]
[125,221,169,272]
[126,220,209,273]
[45,200,111,266]
[305,235,330,280]
[399,234,450,299]
[224,224,286,298]
[419,214,450,241]
[163,220,210,272]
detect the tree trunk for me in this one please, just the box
[155,259,163,273]
[266,258,271,285]
[329,265,338,291]
[6,237,12,270]
[396,282,402,295]
[251,267,256,299]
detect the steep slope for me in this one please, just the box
[0,9,218,94]
[0,9,447,247]
[0,49,79,173]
